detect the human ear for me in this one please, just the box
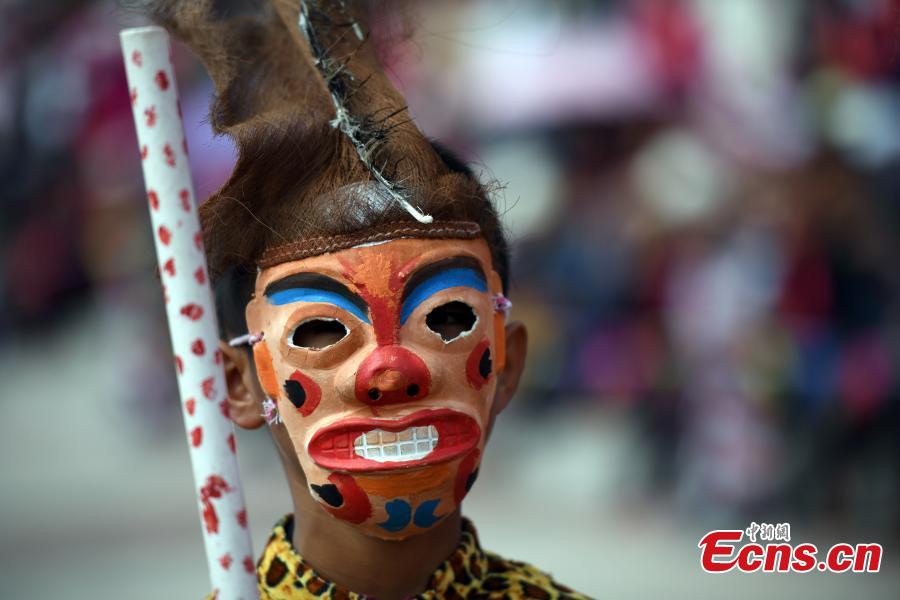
[218,340,266,430]
[491,321,528,418]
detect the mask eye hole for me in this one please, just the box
[290,318,348,350]
[426,301,477,342]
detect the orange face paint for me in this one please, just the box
[356,462,451,497]
[493,311,506,372]
[246,237,505,540]
[252,342,280,399]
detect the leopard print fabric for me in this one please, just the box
[206,515,591,599]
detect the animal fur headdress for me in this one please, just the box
[145,0,508,288]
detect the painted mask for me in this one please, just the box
[246,237,506,539]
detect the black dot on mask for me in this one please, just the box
[478,347,492,380]
[465,468,480,493]
[284,379,306,409]
[310,483,343,507]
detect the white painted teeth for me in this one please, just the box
[353,426,439,462]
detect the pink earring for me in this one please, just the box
[261,397,281,426]
[492,294,512,317]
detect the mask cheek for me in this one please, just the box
[283,370,322,417]
[465,338,493,390]
[310,473,372,524]
[454,449,481,504]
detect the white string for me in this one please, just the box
[298,1,434,225]
[228,331,264,347]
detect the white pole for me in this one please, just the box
[120,26,258,600]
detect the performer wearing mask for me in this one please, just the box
[143,1,587,597]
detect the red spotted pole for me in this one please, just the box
[120,27,257,599]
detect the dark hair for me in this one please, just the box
[215,140,510,340]
[146,1,509,338]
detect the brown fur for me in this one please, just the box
[143,0,509,288]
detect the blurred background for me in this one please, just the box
[2,0,900,598]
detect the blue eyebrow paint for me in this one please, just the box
[400,267,487,324]
[268,288,370,324]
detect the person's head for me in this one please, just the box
[219,232,527,539]
[152,0,528,540]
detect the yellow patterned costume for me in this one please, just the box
[207,516,590,599]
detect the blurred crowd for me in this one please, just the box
[2,0,899,541]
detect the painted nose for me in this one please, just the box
[355,346,431,405]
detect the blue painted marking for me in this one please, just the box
[400,268,487,324]
[377,499,412,532]
[267,288,370,323]
[413,498,443,528]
